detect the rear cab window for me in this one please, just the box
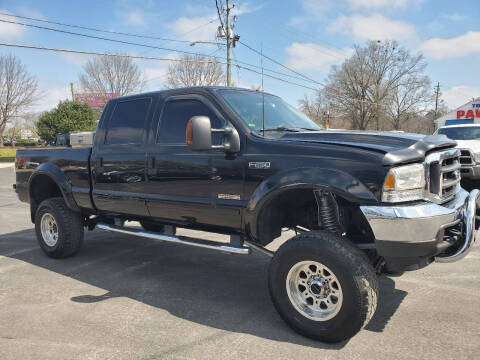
[105,98,152,145]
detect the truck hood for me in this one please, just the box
[455,139,480,154]
[279,131,457,166]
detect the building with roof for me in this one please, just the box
[435,98,480,129]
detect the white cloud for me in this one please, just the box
[0,10,26,39]
[16,7,45,20]
[442,86,480,109]
[143,52,179,89]
[290,0,333,25]
[331,14,417,42]
[285,42,353,71]
[420,31,480,59]
[125,9,146,26]
[169,15,218,42]
[61,53,89,66]
[33,84,71,112]
[347,0,420,9]
[232,2,263,16]
[440,13,467,21]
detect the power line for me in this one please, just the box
[137,18,221,57]
[0,11,220,45]
[238,40,324,86]
[0,42,320,91]
[0,18,319,85]
[0,18,226,55]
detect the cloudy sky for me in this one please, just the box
[0,0,479,112]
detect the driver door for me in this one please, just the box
[144,95,245,229]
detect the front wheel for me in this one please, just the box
[268,231,378,343]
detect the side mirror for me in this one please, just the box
[186,116,240,153]
[186,116,212,150]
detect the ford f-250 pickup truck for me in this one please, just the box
[14,87,479,343]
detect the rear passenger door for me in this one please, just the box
[144,95,244,229]
[91,96,154,216]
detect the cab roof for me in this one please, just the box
[111,86,276,102]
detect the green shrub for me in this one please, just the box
[37,101,97,143]
[16,139,37,147]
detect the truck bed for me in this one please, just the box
[15,147,93,210]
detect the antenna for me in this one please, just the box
[261,43,265,136]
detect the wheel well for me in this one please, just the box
[29,174,63,222]
[256,188,375,247]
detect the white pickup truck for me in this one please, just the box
[436,124,480,181]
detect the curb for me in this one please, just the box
[0,157,15,163]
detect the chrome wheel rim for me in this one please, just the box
[286,260,343,321]
[40,213,58,247]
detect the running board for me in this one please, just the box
[97,223,251,255]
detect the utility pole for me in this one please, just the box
[216,0,239,87]
[70,82,75,101]
[225,0,232,86]
[433,82,440,132]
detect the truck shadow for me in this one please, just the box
[0,228,407,349]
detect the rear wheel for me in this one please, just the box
[35,197,84,258]
[268,231,378,343]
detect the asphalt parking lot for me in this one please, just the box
[1,164,479,360]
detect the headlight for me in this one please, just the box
[382,163,425,202]
[474,152,480,163]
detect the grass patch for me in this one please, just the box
[0,148,16,157]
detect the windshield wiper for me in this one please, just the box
[259,126,300,133]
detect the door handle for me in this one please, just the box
[96,157,104,169]
[148,156,155,169]
[146,155,156,175]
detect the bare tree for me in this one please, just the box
[0,55,38,146]
[324,41,430,131]
[298,91,329,126]
[79,55,145,96]
[166,54,226,88]
[387,75,433,130]
[324,53,377,130]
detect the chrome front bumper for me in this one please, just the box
[360,188,479,263]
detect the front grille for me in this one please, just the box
[459,149,474,165]
[425,149,461,204]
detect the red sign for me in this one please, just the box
[457,109,480,118]
[75,93,117,108]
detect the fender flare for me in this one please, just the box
[244,167,378,242]
[28,162,81,214]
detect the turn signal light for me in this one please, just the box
[186,120,193,146]
[384,173,395,189]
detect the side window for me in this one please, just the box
[157,99,224,144]
[105,98,151,145]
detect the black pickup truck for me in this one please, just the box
[14,87,479,342]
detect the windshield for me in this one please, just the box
[437,127,480,140]
[218,90,323,133]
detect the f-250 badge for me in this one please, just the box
[249,161,271,169]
